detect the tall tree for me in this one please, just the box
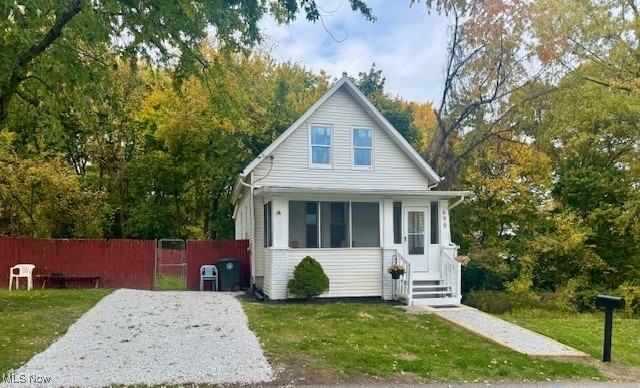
[354,64,420,145]
[0,0,373,129]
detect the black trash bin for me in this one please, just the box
[218,258,242,291]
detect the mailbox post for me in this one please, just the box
[595,295,625,362]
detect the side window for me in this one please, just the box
[353,128,373,167]
[393,202,402,244]
[264,202,272,247]
[310,125,332,166]
[430,201,439,244]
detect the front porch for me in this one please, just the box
[254,189,470,306]
[261,245,462,306]
[391,245,461,306]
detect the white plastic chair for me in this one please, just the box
[9,264,35,291]
[200,265,218,291]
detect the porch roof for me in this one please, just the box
[254,186,473,200]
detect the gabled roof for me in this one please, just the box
[233,75,442,200]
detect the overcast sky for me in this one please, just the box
[259,1,450,104]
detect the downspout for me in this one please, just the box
[449,195,466,210]
[238,175,256,285]
[428,176,443,190]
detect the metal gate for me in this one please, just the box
[155,239,187,291]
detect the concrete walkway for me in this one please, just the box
[406,305,589,359]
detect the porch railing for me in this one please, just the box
[393,252,412,306]
[440,244,461,299]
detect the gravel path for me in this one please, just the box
[431,306,588,358]
[3,289,272,387]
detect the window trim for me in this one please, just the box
[263,201,272,247]
[351,127,374,169]
[288,200,380,249]
[309,124,333,169]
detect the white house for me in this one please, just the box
[232,75,472,306]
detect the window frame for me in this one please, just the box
[352,127,374,169]
[263,201,272,247]
[288,200,380,249]
[309,124,333,168]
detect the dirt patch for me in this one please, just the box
[585,358,640,382]
[225,357,424,387]
[222,356,640,387]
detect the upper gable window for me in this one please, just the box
[310,125,332,167]
[353,127,373,167]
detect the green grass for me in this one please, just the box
[500,309,640,366]
[242,300,604,382]
[0,288,112,374]
[155,275,186,291]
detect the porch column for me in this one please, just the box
[381,199,395,300]
[439,200,451,245]
[271,197,289,248]
[268,248,289,300]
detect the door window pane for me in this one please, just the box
[408,211,425,254]
[408,235,424,255]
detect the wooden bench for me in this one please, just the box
[36,274,102,289]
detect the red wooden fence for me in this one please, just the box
[0,237,250,291]
[186,240,250,290]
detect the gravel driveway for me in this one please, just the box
[4,289,272,386]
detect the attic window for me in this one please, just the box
[353,127,373,167]
[309,125,332,167]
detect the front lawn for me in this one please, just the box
[500,309,640,366]
[243,300,603,383]
[0,289,112,374]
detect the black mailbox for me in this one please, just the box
[595,294,625,362]
[595,295,625,309]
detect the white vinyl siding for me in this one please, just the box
[251,88,430,190]
[287,249,382,297]
[234,192,251,240]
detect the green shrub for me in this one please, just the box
[463,290,513,313]
[287,256,330,299]
[617,282,640,318]
[572,285,616,313]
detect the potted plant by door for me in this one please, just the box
[387,264,405,279]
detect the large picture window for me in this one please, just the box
[289,201,379,248]
[353,128,373,167]
[310,125,332,166]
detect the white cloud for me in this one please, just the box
[259,0,449,104]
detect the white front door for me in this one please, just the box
[404,207,429,276]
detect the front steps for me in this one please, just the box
[411,279,459,307]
